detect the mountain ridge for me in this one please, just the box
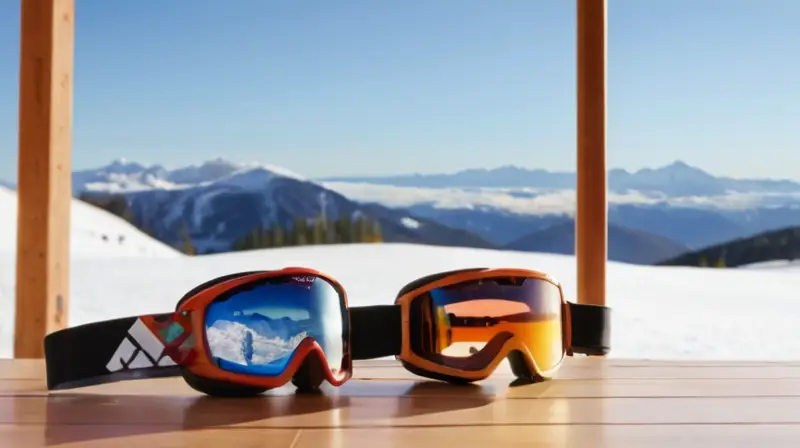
[75,161,497,254]
[321,160,800,195]
[5,157,800,266]
[504,220,690,265]
[4,158,798,196]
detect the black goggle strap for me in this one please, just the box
[43,312,196,390]
[349,302,611,360]
[566,302,611,356]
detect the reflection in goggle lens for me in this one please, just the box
[412,276,564,372]
[203,275,346,377]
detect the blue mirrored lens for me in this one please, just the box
[203,275,346,377]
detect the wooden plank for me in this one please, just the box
[14,0,75,358]
[6,377,800,399]
[0,425,302,448]
[575,0,608,307]
[8,393,800,426]
[2,360,800,446]
[4,425,800,448]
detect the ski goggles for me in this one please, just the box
[43,266,610,395]
[349,268,611,384]
[43,268,353,396]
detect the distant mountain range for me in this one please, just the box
[3,158,800,265]
[504,220,690,265]
[321,161,800,251]
[405,203,800,250]
[322,161,800,197]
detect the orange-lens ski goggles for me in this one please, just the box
[349,268,611,384]
[44,268,352,396]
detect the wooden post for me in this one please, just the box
[575,0,607,307]
[14,0,75,358]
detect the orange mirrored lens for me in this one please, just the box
[408,276,564,372]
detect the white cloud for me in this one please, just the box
[322,182,800,215]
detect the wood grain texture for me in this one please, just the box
[2,358,800,447]
[14,0,75,358]
[576,0,608,307]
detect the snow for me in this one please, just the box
[205,319,307,366]
[76,159,309,194]
[1,183,799,361]
[401,216,421,229]
[740,259,800,270]
[2,237,800,361]
[0,186,182,259]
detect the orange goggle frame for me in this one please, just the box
[349,267,611,384]
[43,268,353,396]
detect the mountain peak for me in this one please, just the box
[663,160,696,171]
[199,158,241,169]
[657,160,712,177]
[103,158,147,174]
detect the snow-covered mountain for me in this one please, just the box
[72,158,307,194]
[71,160,494,253]
[205,319,308,367]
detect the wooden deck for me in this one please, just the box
[3,358,800,447]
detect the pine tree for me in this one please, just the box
[311,216,326,245]
[261,227,273,248]
[323,216,335,244]
[232,239,243,251]
[233,228,253,251]
[293,218,308,246]
[179,222,196,255]
[355,216,369,242]
[370,219,383,243]
[351,216,362,242]
[336,215,353,243]
[272,226,285,247]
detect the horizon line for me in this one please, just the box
[82,157,800,183]
[2,157,799,184]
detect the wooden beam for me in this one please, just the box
[14,0,75,358]
[575,0,607,307]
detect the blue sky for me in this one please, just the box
[1,0,798,181]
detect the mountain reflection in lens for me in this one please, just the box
[203,275,346,377]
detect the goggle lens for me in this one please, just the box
[203,275,347,377]
[409,276,564,372]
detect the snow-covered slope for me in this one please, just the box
[740,259,800,270]
[2,242,799,361]
[0,186,182,259]
[73,158,308,194]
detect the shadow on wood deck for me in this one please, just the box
[3,358,800,447]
